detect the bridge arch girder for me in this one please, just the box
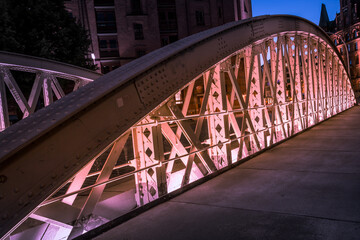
[0,15,355,239]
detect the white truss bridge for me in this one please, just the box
[0,15,355,240]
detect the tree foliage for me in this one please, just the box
[0,0,95,70]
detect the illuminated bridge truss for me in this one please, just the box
[0,51,100,131]
[0,16,355,240]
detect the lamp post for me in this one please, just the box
[91,53,96,65]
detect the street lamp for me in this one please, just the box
[91,53,96,65]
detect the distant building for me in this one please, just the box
[319,0,360,101]
[65,0,252,74]
[319,4,335,32]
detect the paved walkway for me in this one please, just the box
[95,106,360,240]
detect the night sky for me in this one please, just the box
[252,0,340,25]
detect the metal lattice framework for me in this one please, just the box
[0,51,100,131]
[0,16,355,240]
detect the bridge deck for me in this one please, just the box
[94,106,360,240]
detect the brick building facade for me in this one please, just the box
[65,0,252,73]
[320,0,360,101]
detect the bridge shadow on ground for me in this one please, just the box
[92,106,360,240]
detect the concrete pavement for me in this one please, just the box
[94,106,360,240]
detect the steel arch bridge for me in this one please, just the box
[0,15,355,240]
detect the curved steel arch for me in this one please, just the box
[0,15,355,239]
[0,51,101,80]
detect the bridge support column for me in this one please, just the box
[132,119,167,207]
[207,65,231,169]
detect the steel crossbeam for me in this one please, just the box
[0,52,99,131]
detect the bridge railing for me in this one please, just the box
[0,15,355,240]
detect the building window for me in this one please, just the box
[131,0,142,15]
[195,10,205,26]
[67,10,73,18]
[98,37,119,58]
[160,35,178,46]
[134,23,144,40]
[101,62,120,74]
[218,7,222,18]
[356,42,358,51]
[354,30,358,38]
[169,35,178,43]
[158,8,178,32]
[346,33,350,41]
[168,11,176,21]
[96,11,117,33]
[334,39,337,45]
[158,0,176,5]
[161,37,168,46]
[348,44,351,52]
[350,59,352,66]
[94,0,114,6]
[136,49,146,57]
[159,11,166,21]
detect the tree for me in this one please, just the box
[0,0,95,70]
